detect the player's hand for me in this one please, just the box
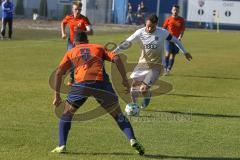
[122,79,130,93]
[62,33,67,39]
[53,96,62,107]
[185,53,193,61]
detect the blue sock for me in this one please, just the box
[59,114,73,146]
[168,58,175,70]
[142,92,151,108]
[165,56,170,69]
[115,114,135,140]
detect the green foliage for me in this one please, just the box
[39,0,48,17]
[15,0,24,15]
[63,5,71,17]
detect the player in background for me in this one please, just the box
[114,14,192,109]
[1,0,14,40]
[51,32,145,155]
[61,1,93,86]
[163,5,185,75]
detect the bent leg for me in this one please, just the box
[168,53,176,70]
[58,101,78,146]
[8,18,13,39]
[130,80,142,104]
[108,104,136,140]
[1,18,7,38]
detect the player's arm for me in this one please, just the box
[2,3,9,11]
[113,29,141,54]
[61,19,67,39]
[178,31,184,41]
[178,19,185,40]
[83,17,93,35]
[53,54,71,107]
[61,22,67,39]
[104,48,129,91]
[167,34,192,61]
[113,55,130,91]
[85,25,93,35]
[9,3,14,13]
[53,67,64,107]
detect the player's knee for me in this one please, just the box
[170,54,175,59]
[139,85,149,94]
[130,87,140,96]
[165,52,170,57]
[63,102,78,116]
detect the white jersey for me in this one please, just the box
[126,27,170,65]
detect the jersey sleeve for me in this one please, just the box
[58,51,72,72]
[1,2,5,11]
[126,29,141,43]
[83,16,92,26]
[83,17,92,31]
[2,2,6,10]
[161,29,172,40]
[62,16,70,25]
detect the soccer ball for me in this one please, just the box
[125,103,140,116]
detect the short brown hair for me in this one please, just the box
[72,1,82,8]
[146,14,158,24]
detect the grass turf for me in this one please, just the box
[0,28,240,160]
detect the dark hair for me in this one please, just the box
[146,14,158,24]
[74,32,88,43]
[172,5,180,9]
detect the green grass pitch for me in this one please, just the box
[0,28,240,160]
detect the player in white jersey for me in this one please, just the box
[114,14,192,109]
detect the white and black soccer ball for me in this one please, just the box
[125,103,140,116]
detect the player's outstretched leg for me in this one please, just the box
[130,80,142,104]
[107,104,145,155]
[1,19,7,40]
[8,19,13,39]
[51,102,77,153]
[141,90,151,109]
[130,87,140,104]
[168,53,176,72]
[140,78,152,109]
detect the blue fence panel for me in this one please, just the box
[113,0,128,24]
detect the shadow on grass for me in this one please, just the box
[59,152,240,160]
[144,154,240,160]
[176,74,240,81]
[145,110,240,119]
[64,151,134,156]
[167,93,226,99]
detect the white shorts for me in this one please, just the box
[130,63,163,86]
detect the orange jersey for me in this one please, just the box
[163,16,185,38]
[59,44,116,83]
[62,15,91,44]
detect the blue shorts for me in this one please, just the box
[165,41,179,54]
[67,81,118,109]
[67,38,74,50]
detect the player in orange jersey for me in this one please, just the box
[51,32,145,155]
[61,1,93,85]
[163,5,185,75]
